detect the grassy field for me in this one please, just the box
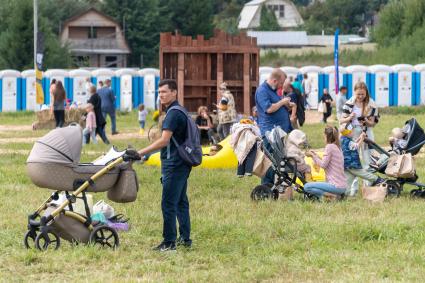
[1,109,425,282]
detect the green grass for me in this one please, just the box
[1,109,425,281]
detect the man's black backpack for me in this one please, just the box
[166,105,203,167]
[293,88,306,126]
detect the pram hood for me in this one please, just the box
[403,118,425,155]
[27,124,83,165]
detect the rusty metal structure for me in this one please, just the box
[159,30,259,114]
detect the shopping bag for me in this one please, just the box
[385,153,415,178]
[252,147,272,177]
[318,101,325,113]
[361,184,388,203]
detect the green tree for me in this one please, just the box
[166,0,215,38]
[0,0,72,70]
[258,4,281,31]
[102,0,161,67]
[214,0,243,35]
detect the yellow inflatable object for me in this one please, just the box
[144,136,238,169]
[145,136,327,181]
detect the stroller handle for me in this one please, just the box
[123,149,141,162]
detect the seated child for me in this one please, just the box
[389,127,408,151]
[340,124,384,196]
[286,129,312,181]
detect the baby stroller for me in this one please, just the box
[250,127,313,200]
[366,118,425,197]
[24,124,141,251]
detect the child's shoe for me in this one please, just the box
[139,129,145,135]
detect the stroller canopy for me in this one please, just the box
[403,118,425,155]
[27,124,83,165]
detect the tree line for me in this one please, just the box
[0,0,423,70]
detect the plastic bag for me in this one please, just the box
[93,200,115,219]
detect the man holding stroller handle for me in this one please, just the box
[255,68,292,185]
[137,79,192,252]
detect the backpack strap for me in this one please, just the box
[164,105,189,159]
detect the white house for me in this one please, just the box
[238,0,304,30]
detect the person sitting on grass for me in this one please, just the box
[195,106,217,144]
[340,124,385,197]
[304,126,347,200]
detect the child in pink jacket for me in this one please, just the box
[83,103,97,145]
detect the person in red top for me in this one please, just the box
[305,126,347,200]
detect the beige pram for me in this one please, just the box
[25,124,141,250]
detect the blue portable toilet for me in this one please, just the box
[280,66,300,83]
[139,68,160,110]
[91,68,116,107]
[21,70,40,111]
[259,67,274,86]
[414,64,425,105]
[0,70,22,112]
[43,69,70,105]
[345,65,369,99]
[115,69,138,112]
[322,66,347,101]
[391,64,415,106]
[69,69,92,106]
[299,66,323,109]
[368,65,393,107]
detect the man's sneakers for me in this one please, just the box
[176,237,192,248]
[153,241,176,252]
[111,131,119,135]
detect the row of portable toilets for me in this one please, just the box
[260,64,425,109]
[2,64,425,112]
[0,68,159,112]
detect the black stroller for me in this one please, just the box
[366,118,425,197]
[250,127,314,200]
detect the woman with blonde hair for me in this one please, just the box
[340,81,379,190]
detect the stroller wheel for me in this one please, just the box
[24,230,37,249]
[35,231,60,251]
[410,189,425,198]
[251,185,273,201]
[89,226,119,249]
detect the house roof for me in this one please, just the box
[247,31,308,47]
[238,5,261,29]
[63,7,120,27]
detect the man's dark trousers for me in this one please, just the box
[161,163,192,243]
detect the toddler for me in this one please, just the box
[389,127,407,151]
[340,124,384,196]
[138,104,148,135]
[285,130,312,181]
[83,103,97,145]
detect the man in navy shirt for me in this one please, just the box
[138,79,192,252]
[255,68,292,185]
[98,79,118,135]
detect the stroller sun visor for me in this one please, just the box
[27,124,83,165]
[404,118,425,155]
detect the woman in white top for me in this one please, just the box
[340,81,379,189]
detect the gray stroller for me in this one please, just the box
[25,124,141,250]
